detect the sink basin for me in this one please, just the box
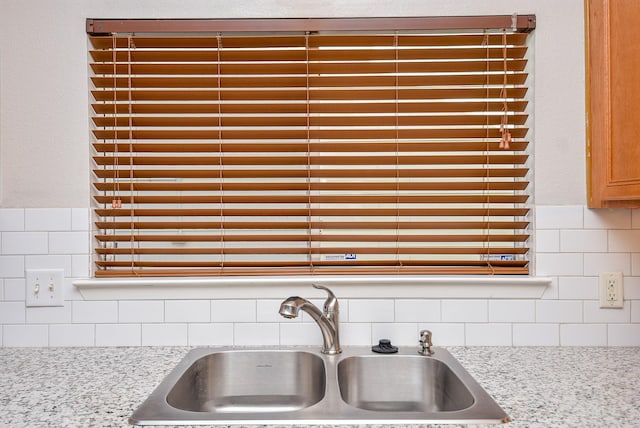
[167,350,325,413]
[130,347,509,425]
[337,355,474,412]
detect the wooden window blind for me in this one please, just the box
[88,17,533,277]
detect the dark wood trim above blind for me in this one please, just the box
[88,16,533,277]
[87,16,536,35]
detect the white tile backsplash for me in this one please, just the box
[560,230,608,253]
[534,229,560,253]
[0,301,26,323]
[187,323,233,346]
[25,208,71,231]
[3,278,25,301]
[1,204,639,348]
[49,324,95,347]
[3,325,48,347]
[540,276,559,300]
[607,324,640,346]
[0,209,25,231]
[626,277,640,300]
[583,301,631,323]
[584,207,631,230]
[256,300,287,322]
[536,300,583,323]
[142,324,188,346]
[441,300,487,323]
[119,300,164,323]
[608,230,640,253]
[371,322,418,346]
[96,324,141,346]
[25,255,72,277]
[560,324,607,346]
[536,205,583,229]
[1,232,48,255]
[583,253,631,276]
[489,300,535,323]
[71,255,90,278]
[633,254,640,277]
[234,323,278,346]
[394,299,440,322]
[339,323,372,346]
[279,322,324,346]
[49,232,89,254]
[558,276,599,300]
[72,301,118,324]
[513,323,560,346]
[211,300,256,322]
[0,256,24,278]
[349,299,394,322]
[465,323,512,346]
[536,253,583,276]
[633,210,640,229]
[71,208,90,231]
[632,301,640,323]
[26,304,72,324]
[623,276,640,300]
[420,323,465,346]
[165,300,210,323]
[62,278,84,301]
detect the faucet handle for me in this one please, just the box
[312,284,338,313]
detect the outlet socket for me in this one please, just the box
[26,269,64,307]
[599,271,623,308]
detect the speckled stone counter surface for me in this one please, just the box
[0,347,638,427]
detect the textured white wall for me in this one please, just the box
[0,0,585,207]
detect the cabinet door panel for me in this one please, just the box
[587,0,640,208]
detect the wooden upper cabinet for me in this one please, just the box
[587,0,640,208]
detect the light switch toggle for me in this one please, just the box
[26,269,64,307]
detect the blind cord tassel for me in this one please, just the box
[499,29,511,150]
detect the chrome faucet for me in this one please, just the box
[418,329,434,356]
[279,284,341,354]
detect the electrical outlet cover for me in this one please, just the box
[25,269,64,307]
[599,271,624,308]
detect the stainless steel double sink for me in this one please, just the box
[130,346,509,425]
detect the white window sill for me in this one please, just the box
[74,275,551,300]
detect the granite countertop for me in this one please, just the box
[0,346,638,427]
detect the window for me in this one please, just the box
[88,16,534,277]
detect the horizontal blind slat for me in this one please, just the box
[90,87,528,102]
[92,114,529,127]
[90,59,528,74]
[89,46,526,62]
[91,73,529,89]
[92,141,530,153]
[91,101,529,114]
[93,167,529,179]
[93,181,529,192]
[89,33,527,49]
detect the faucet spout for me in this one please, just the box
[278,285,341,354]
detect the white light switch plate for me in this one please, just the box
[25,269,64,307]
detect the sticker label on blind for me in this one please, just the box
[323,254,357,261]
[480,254,515,261]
